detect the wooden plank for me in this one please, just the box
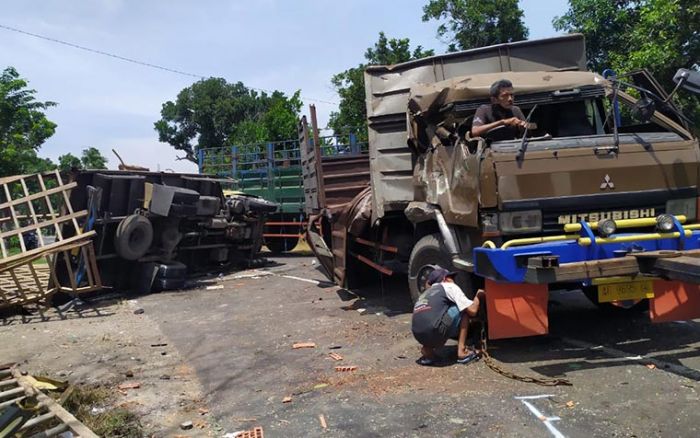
[0,231,95,269]
[0,181,78,211]
[3,183,27,253]
[652,257,700,283]
[36,173,64,240]
[54,171,81,235]
[0,210,87,240]
[20,178,45,247]
[526,257,639,283]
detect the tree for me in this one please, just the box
[0,67,57,177]
[553,0,700,131]
[58,147,108,172]
[80,147,108,169]
[422,0,529,52]
[328,32,434,137]
[154,78,302,163]
[58,153,81,172]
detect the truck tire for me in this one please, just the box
[408,233,475,303]
[408,233,453,302]
[114,215,153,260]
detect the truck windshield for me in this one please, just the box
[486,89,685,148]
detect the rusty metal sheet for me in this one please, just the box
[364,34,587,222]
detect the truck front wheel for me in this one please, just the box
[408,233,452,302]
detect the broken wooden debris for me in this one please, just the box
[282,396,292,403]
[1,364,98,437]
[319,414,328,429]
[0,171,102,310]
[292,342,316,349]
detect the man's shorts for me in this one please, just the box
[447,305,461,339]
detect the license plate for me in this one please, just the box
[598,280,654,303]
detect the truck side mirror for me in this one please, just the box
[673,68,700,95]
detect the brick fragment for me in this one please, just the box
[292,342,316,349]
[117,381,141,390]
[334,366,357,372]
[236,426,264,438]
[329,352,343,361]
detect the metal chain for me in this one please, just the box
[478,325,572,387]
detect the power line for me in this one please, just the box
[0,23,338,105]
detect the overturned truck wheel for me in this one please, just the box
[114,214,153,260]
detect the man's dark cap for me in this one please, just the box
[426,267,458,286]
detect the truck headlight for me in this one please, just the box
[499,210,542,235]
[656,214,675,232]
[597,219,617,237]
[666,198,696,220]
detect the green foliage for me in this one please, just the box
[328,32,434,137]
[58,147,108,171]
[154,78,302,162]
[0,67,57,177]
[58,152,82,171]
[554,0,700,132]
[80,146,108,169]
[422,0,528,52]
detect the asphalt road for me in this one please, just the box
[137,255,700,437]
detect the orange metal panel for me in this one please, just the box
[485,279,549,340]
[650,280,700,323]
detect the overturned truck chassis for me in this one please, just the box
[67,170,276,292]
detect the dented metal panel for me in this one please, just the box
[364,34,587,221]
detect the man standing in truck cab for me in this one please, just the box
[412,267,486,366]
[471,79,528,139]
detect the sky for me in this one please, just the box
[1,0,569,173]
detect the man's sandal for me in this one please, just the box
[456,351,481,365]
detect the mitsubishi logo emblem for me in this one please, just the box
[600,174,615,190]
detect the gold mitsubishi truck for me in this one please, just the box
[303,34,700,339]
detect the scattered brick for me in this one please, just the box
[334,366,357,372]
[236,426,264,438]
[117,382,141,390]
[329,352,343,361]
[292,342,316,349]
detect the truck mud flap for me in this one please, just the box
[485,279,549,340]
[305,225,335,283]
[650,281,700,322]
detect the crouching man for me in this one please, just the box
[412,267,486,366]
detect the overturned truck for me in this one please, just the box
[305,34,700,339]
[67,170,275,292]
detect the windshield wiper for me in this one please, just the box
[517,104,538,161]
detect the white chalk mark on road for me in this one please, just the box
[516,395,566,438]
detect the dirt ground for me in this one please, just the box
[2,253,700,437]
[0,294,213,436]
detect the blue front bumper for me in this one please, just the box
[473,225,700,284]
